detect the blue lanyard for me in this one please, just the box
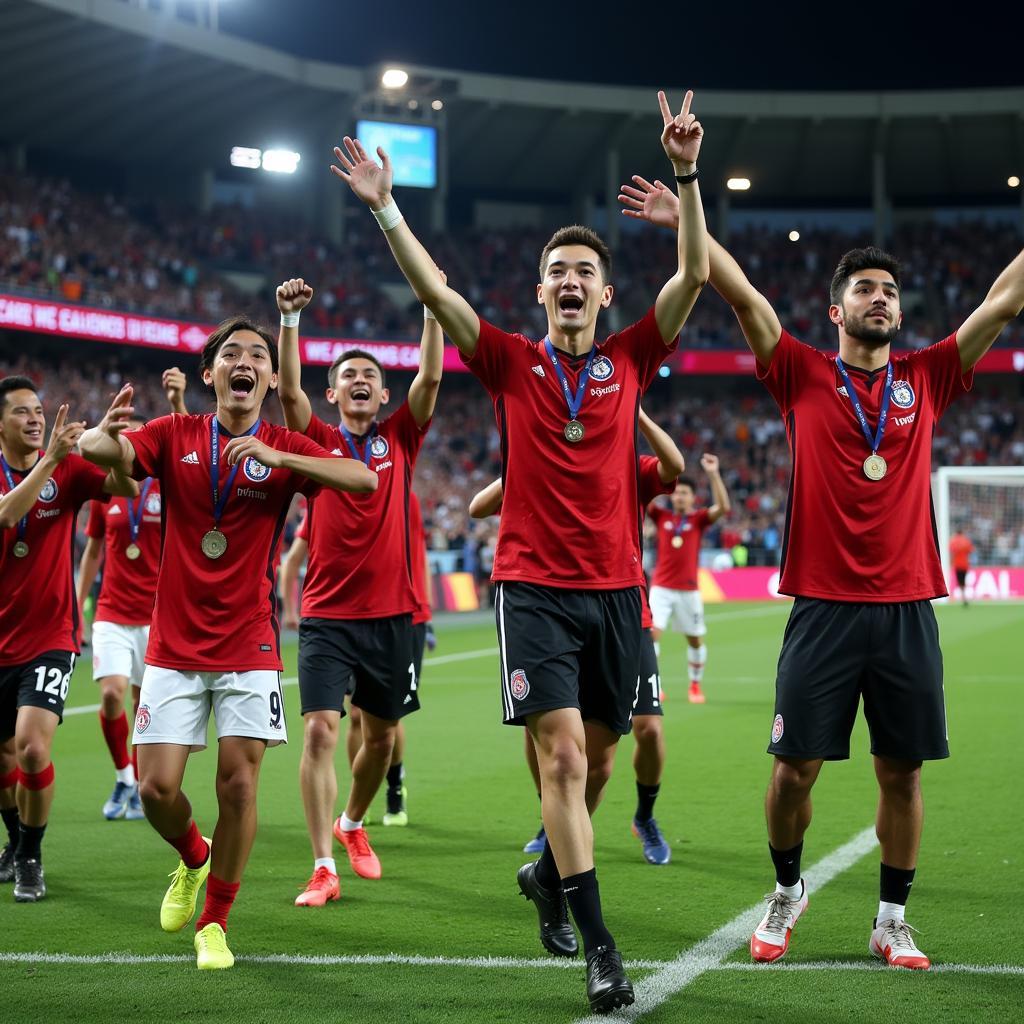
[210,418,260,526]
[834,358,893,455]
[673,515,690,537]
[544,338,598,423]
[127,478,154,543]
[0,452,30,542]
[338,423,376,466]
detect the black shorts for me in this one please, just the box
[412,622,427,681]
[768,598,948,762]
[955,568,968,588]
[0,650,76,740]
[633,628,663,718]
[495,582,641,735]
[298,615,420,722]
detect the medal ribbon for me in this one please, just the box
[127,477,154,544]
[544,338,598,426]
[0,452,30,544]
[210,418,261,527]
[673,515,689,539]
[337,423,377,466]
[834,358,893,456]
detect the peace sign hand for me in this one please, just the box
[658,90,704,170]
[330,137,393,210]
[45,404,87,463]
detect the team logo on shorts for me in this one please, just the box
[145,492,162,515]
[771,714,784,744]
[590,355,614,381]
[891,380,916,409]
[38,478,58,503]
[509,669,530,701]
[135,704,152,734]
[243,457,272,482]
[370,436,389,460]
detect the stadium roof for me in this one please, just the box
[3,0,1024,205]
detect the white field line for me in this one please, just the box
[718,960,1024,976]
[574,825,879,1024]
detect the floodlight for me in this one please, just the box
[382,68,409,89]
[788,230,800,242]
[230,146,262,169]
[262,149,301,174]
[727,177,751,191]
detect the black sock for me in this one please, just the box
[1,806,19,850]
[386,762,403,791]
[534,839,559,890]
[634,782,660,823]
[562,869,614,955]
[769,841,803,889]
[17,822,45,862]
[880,862,916,907]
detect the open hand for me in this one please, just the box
[330,137,393,209]
[46,404,86,462]
[619,175,679,231]
[277,278,314,314]
[97,385,135,441]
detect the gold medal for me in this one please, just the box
[125,543,142,560]
[563,420,584,443]
[863,454,887,481]
[12,540,29,558]
[201,529,228,559]
[671,536,683,549]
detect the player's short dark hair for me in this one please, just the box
[829,247,902,305]
[676,476,696,492]
[328,349,386,390]
[539,225,612,284]
[0,375,39,414]
[199,317,279,375]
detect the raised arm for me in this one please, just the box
[162,367,189,415]
[279,535,308,631]
[653,91,710,345]
[407,270,447,428]
[701,453,731,524]
[222,435,377,494]
[331,138,480,356]
[638,408,684,483]
[619,177,782,365]
[468,478,503,519]
[276,278,315,432]
[955,247,1024,372]
[79,385,138,475]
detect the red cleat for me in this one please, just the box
[294,866,341,907]
[688,682,706,704]
[750,883,808,963]
[870,918,930,970]
[333,819,382,880]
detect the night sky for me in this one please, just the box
[220,1,1023,91]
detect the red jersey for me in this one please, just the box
[409,491,431,626]
[649,506,712,592]
[758,330,972,602]
[295,511,308,543]
[949,533,974,572]
[0,453,108,665]
[85,480,162,626]
[463,308,674,589]
[301,402,428,620]
[126,414,325,672]
[638,455,675,627]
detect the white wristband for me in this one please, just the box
[280,312,301,328]
[423,306,437,321]
[371,200,403,231]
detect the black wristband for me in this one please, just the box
[675,169,698,185]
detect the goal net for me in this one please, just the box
[933,466,1024,601]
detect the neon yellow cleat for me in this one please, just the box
[160,839,211,933]
[194,922,234,970]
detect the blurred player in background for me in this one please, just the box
[949,527,974,606]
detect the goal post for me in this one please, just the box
[932,466,1024,601]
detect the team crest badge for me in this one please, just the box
[891,380,915,409]
[39,478,58,503]
[135,704,152,734]
[771,714,784,744]
[590,355,614,381]
[370,436,389,460]
[145,492,161,514]
[243,457,272,482]
[510,669,530,701]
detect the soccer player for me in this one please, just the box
[0,376,138,902]
[619,175,1024,969]
[647,453,731,703]
[333,89,707,1013]
[949,527,974,606]
[78,316,377,969]
[273,277,442,908]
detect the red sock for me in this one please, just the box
[196,875,240,933]
[99,711,131,771]
[166,821,209,869]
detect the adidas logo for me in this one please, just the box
[108,505,122,515]
[181,451,200,464]
[403,694,413,704]
[531,365,546,378]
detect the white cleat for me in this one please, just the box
[869,917,930,970]
[750,882,808,963]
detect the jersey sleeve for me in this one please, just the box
[460,319,523,394]
[67,454,111,508]
[648,504,669,526]
[695,508,713,531]
[607,307,675,391]
[303,413,338,451]
[907,333,974,418]
[85,500,106,540]
[281,429,333,499]
[125,415,175,480]
[638,455,674,505]
[388,400,430,465]
[755,329,816,414]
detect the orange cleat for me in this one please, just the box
[333,819,382,880]
[294,866,341,907]
[688,682,706,704]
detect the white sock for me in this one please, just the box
[688,643,707,683]
[653,641,661,658]
[776,880,803,900]
[877,900,905,924]
[314,857,337,875]
[340,812,363,832]
[115,765,135,785]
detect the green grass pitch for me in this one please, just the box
[4,602,1022,1023]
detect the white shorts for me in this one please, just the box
[648,586,706,637]
[133,666,287,750]
[92,620,150,685]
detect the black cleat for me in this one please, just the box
[586,945,634,1014]
[13,858,46,902]
[517,861,578,957]
[0,843,15,883]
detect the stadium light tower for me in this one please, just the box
[382,68,409,89]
